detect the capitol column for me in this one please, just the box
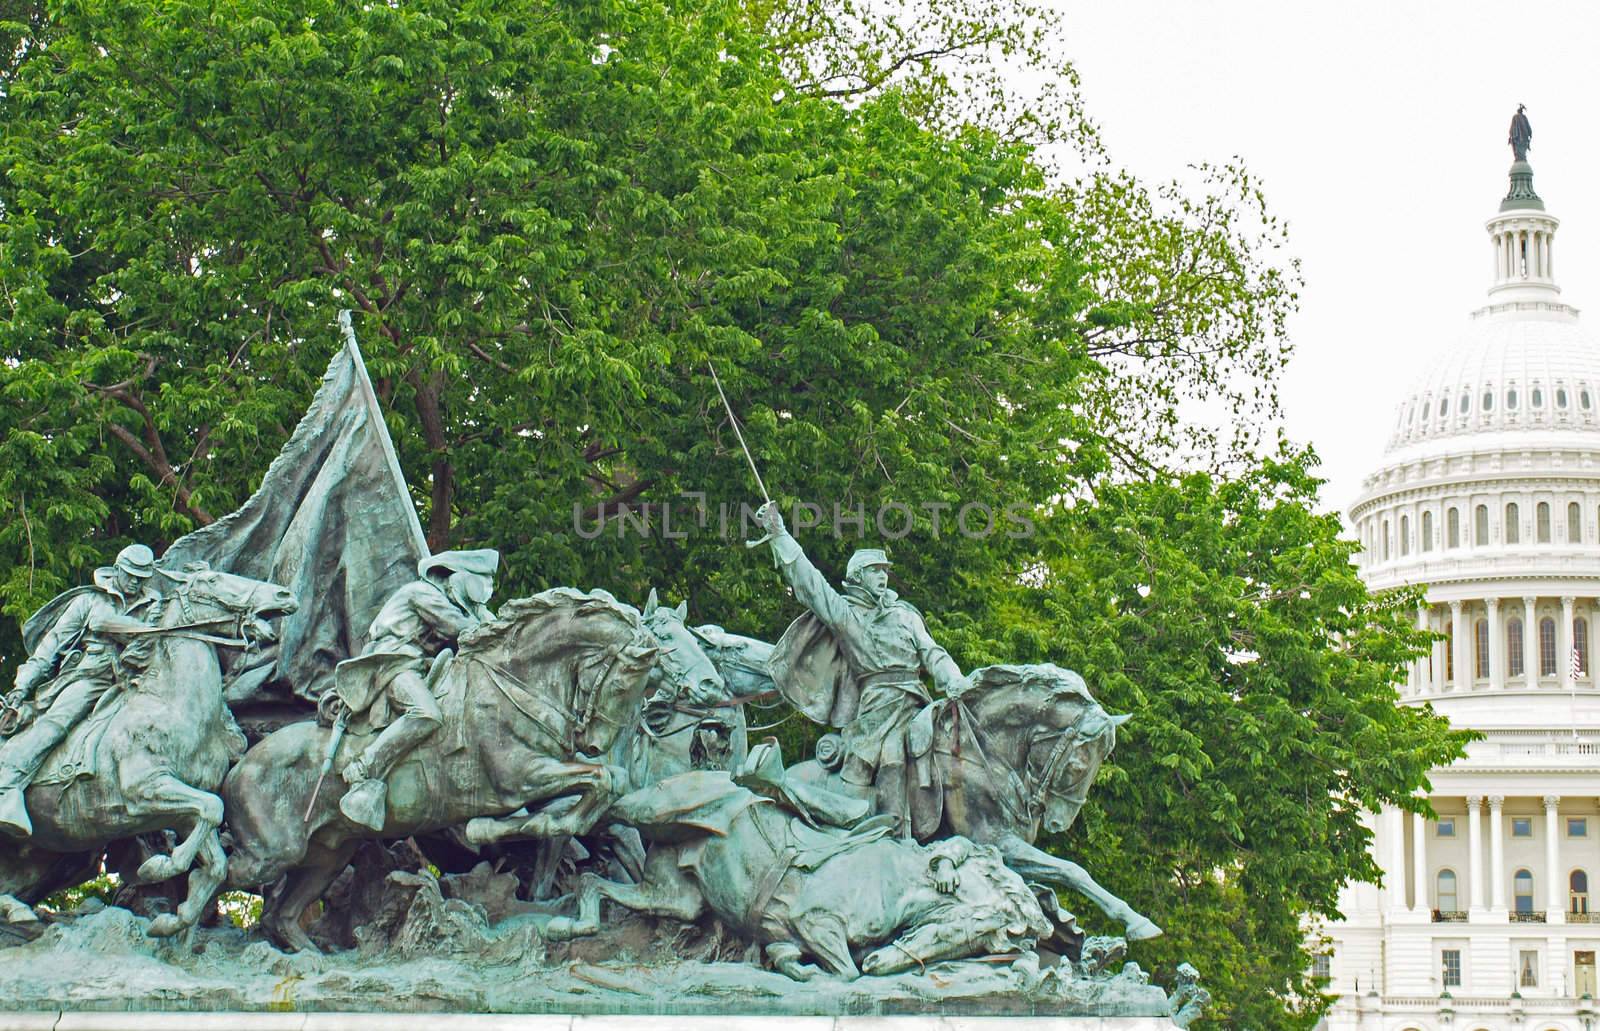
[1383,805,1408,913]
[1413,604,1429,694]
[1546,795,1564,922]
[1450,600,1467,689]
[1563,597,1577,692]
[1523,596,1539,688]
[1413,809,1430,915]
[1467,795,1485,912]
[1490,795,1507,912]
[1433,607,1448,693]
[1487,597,1504,690]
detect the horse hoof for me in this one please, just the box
[1125,916,1163,940]
[147,914,184,938]
[136,855,177,883]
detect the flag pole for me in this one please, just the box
[339,310,430,558]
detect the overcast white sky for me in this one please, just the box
[1039,0,1600,516]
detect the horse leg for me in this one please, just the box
[128,775,223,886]
[466,758,619,847]
[998,834,1162,940]
[261,838,358,954]
[545,849,703,941]
[791,909,858,979]
[149,824,229,940]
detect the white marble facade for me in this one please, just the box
[1322,157,1600,1031]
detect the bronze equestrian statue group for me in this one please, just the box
[0,330,1193,1023]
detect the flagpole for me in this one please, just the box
[339,310,430,558]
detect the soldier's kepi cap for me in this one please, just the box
[845,548,891,582]
[418,548,499,580]
[114,544,156,578]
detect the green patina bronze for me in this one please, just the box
[0,318,1202,1025]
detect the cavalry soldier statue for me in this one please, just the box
[754,503,967,836]
[0,544,160,838]
[333,548,498,830]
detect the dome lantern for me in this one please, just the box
[1486,106,1561,304]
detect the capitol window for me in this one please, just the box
[1559,387,1570,408]
[1513,818,1534,839]
[1474,620,1489,677]
[1541,618,1558,675]
[1570,501,1583,543]
[1483,389,1494,411]
[1400,515,1410,555]
[1508,618,1524,676]
[1515,868,1535,912]
[1382,520,1390,560]
[1475,505,1489,545]
[1448,508,1461,548]
[1506,502,1520,543]
[1574,870,1591,914]
[1577,617,1590,674]
[1446,622,1455,681]
[1519,949,1539,988]
[1441,948,1462,988]
[1538,502,1552,542]
[1571,818,1590,839]
[1422,511,1434,551]
[1441,397,1451,417]
[1584,389,1593,410]
[1534,386,1545,407]
[1460,392,1470,413]
[1437,816,1456,837]
[1436,869,1458,911]
[1508,388,1519,409]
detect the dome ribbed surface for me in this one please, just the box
[1383,306,1600,458]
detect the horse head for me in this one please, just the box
[641,588,727,709]
[156,562,299,644]
[963,663,1129,838]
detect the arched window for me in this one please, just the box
[1441,397,1451,417]
[1577,617,1590,676]
[1422,511,1434,551]
[1573,870,1590,914]
[1382,520,1390,560]
[1570,501,1583,543]
[1445,622,1455,682]
[1460,392,1471,413]
[1559,387,1570,409]
[1508,388,1520,410]
[1541,617,1558,676]
[1483,389,1494,412]
[1475,504,1489,545]
[1400,514,1411,556]
[1534,387,1545,408]
[1508,618,1525,677]
[1538,502,1552,543]
[1437,869,1459,912]
[1474,619,1490,678]
[1506,502,1521,543]
[1448,508,1461,548]
[1584,388,1594,410]
[1515,868,1535,913]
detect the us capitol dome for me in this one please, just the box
[1322,112,1600,1031]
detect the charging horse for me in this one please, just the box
[0,565,297,941]
[223,588,724,952]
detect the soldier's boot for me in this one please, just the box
[338,711,439,832]
[0,722,66,839]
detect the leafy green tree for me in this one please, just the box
[0,0,1456,1024]
[940,448,1468,1028]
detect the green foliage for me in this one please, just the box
[945,446,1469,1028]
[0,1,1449,1025]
